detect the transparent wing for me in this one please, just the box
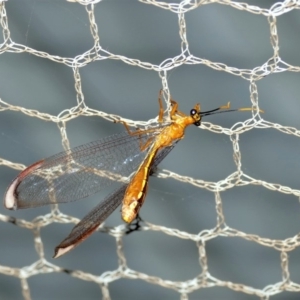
[53,143,177,258]
[5,130,162,209]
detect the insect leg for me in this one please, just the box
[158,91,188,121]
[158,90,165,122]
[170,99,189,118]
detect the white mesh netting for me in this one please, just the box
[1,0,300,299]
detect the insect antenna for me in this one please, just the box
[200,102,264,117]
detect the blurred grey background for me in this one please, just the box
[1,0,300,299]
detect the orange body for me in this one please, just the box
[118,92,261,223]
[121,98,202,223]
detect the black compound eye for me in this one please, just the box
[190,109,197,116]
[194,121,201,127]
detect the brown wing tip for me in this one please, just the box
[4,177,20,210]
[53,244,76,259]
[4,160,45,210]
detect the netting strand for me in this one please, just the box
[1,1,300,300]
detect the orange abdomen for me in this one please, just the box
[121,149,157,223]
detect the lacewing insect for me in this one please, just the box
[3,91,263,258]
